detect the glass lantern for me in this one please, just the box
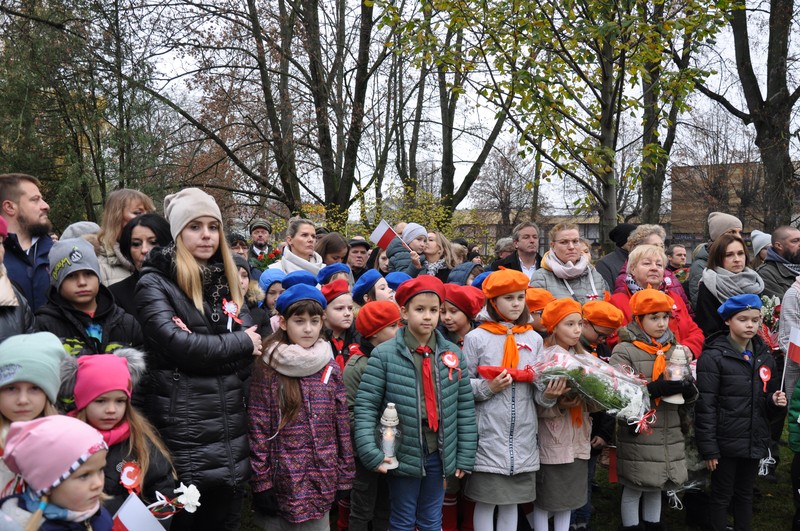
[379,403,401,470]
[662,345,691,404]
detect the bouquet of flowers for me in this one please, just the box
[147,483,202,519]
[758,294,781,351]
[531,349,651,423]
[253,247,281,270]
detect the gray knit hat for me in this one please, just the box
[751,229,772,257]
[708,212,742,242]
[0,332,65,403]
[401,223,427,245]
[49,238,101,291]
[164,188,222,240]
[61,221,100,240]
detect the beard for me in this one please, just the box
[786,249,800,265]
[18,211,52,238]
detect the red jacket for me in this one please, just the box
[609,288,705,358]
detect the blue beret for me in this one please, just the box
[275,284,327,315]
[385,271,411,291]
[282,270,318,289]
[471,271,492,289]
[353,269,383,305]
[317,263,351,285]
[718,293,762,321]
[259,269,286,292]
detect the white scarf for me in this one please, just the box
[543,250,590,280]
[276,247,324,275]
[263,339,332,377]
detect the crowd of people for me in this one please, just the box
[0,172,795,531]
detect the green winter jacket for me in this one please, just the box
[354,329,477,478]
[789,378,800,453]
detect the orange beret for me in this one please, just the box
[629,288,674,316]
[526,288,556,313]
[482,269,530,300]
[356,300,401,338]
[582,300,625,329]
[540,298,583,333]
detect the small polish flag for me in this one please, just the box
[113,493,163,531]
[789,328,800,364]
[369,220,398,250]
[321,365,333,384]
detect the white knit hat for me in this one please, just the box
[164,188,222,240]
[401,223,427,245]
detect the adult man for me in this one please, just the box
[247,218,273,276]
[347,237,371,281]
[488,221,543,283]
[688,212,742,307]
[0,174,52,310]
[666,244,689,283]
[757,225,800,299]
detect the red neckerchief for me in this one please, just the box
[415,345,439,432]
[331,337,345,370]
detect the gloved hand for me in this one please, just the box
[646,375,687,398]
[252,489,279,516]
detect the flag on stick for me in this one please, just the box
[370,220,408,251]
[780,327,800,391]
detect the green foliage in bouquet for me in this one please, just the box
[541,367,626,411]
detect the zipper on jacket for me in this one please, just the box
[412,349,427,477]
[433,349,445,479]
[169,369,180,420]
[219,375,238,484]
[509,382,516,474]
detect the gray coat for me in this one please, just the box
[530,265,608,303]
[386,237,425,277]
[688,243,709,307]
[610,325,690,490]
[463,311,556,475]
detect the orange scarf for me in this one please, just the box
[631,338,671,405]
[570,406,583,427]
[478,322,533,369]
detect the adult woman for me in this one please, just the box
[269,218,324,275]
[531,223,608,303]
[95,189,156,286]
[109,213,172,318]
[423,231,457,282]
[609,244,704,358]
[695,233,764,336]
[315,232,350,265]
[135,188,261,531]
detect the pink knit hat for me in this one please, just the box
[74,355,132,411]
[4,416,107,496]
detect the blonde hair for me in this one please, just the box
[548,222,579,242]
[97,190,155,251]
[175,231,243,312]
[624,224,666,251]
[428,232,457,268]
[626,244,668,274]
[76,400,175,493]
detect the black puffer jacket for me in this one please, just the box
[0,284,35,342]
[134,246,254,491]
[695,332,781,460]
[35,285,142,356]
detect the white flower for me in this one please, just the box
[174,483,201,513]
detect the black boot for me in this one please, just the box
[620,525,643,531]
[642,522,665,531]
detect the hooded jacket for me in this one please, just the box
[757,248,798,300]
[134,245,254,490]
[695,332,780,460]
[386,237,425,277]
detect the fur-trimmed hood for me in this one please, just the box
[58,348,147,410]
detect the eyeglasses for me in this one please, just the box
[589,322,610,341]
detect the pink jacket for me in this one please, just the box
[536,346,593,465]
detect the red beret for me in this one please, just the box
[444,285,485,319]
[582,300,625,329]
[395,275,445,308]
[526,288,555,313]
[356,301,401,338]
[482,269,530,300]
[629,288,674,316]
[541,298,582,333]
[320,278,351,303]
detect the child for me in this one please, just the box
[318,263,352,286]
[571,300,625,530]
[344,300,401,531]
[234,254,271,337]
[35,237,143,358]
[322,278,359,372]
[385,272,411,292]
[440,284,484,348]
[387,223,428,276]
[0,415,111,529]
[353,270,395,306]
[526,287,555,336]
[533,298,594,531]
[0,333,64,494]
[354,276,477,531]
[258,269,286,315]
[446,263,483,286]
[696,294,787,531]
[463,270,563,531]
[249,284,355,529]
[610,289,696,531]
[60,352,176,520]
